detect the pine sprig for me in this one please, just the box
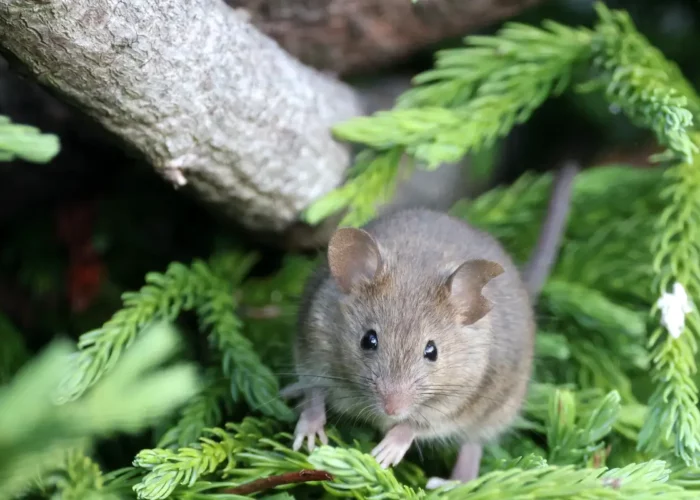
[55,252,291,423]
[582,4,698,163]
[204,252,293,419]
[427,459,696,499]
[198,266,294,421]
[304,148,406,227]
[0,323,199,500]
[305,21,589,226]
[41,449,124,500]
[307,446,425,500]
[134,419,280,499]
[640,138,700,465]
[545,389,620,466]
[332,21,590,167]
[134,428,237,499]
[57,261,211,402]
[157,369,230,449]
[304,2,696,227]
[0,115,61,163]
[543,280,646,340]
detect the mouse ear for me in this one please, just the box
[446,259,504,325]
[328,227,383,293]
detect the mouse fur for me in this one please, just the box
[292,208,535,449]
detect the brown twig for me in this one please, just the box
[220,469,334,496]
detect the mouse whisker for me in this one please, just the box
[417,390,535,413]
[418,402,451,420]
[353,403,377,428]
[327,396,370,428]
[276,371,371,385]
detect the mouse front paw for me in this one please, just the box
[292,405,328,453]
[371,423,415,468]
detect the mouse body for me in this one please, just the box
[289,208,535,476]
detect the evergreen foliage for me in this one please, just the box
[3,2,700,499]
[0,322,199,500]
[0,115,60,163]
[306,2,697,227]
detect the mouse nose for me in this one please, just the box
[381,392,412,416]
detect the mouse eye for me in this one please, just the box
[424,340,438,361]
[361,329,378,350]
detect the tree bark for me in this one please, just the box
[226,0,546,76]
[0,0,363,233]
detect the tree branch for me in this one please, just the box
[0,0,363,233]
[226,0,546,75]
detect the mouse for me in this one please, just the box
[283,163,578,484]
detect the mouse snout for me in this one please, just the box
[381,392,412,416]
[376,381,413,417]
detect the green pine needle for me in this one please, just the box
[54,252,292,423]
[304,2,697,228]
[639,138,700,465]
[57,261,211,402]
[427,459,696,499]
[134,419,281,499]
[546,389,620,465]
[157,369,230,449]
[581,4,698,163]
[303,148,406,227]
[0,115,61,164]
[308,446,425,499]
[197,264,294,421]
[0,322,199,500]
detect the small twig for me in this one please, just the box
[220,469,334,496]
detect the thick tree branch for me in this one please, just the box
[226,0,546,75]
[0,0,363,233]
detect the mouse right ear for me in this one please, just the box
[446,259,504,325]
[328,227,383,293]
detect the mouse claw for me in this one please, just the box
[371,423,415,469]
[292,405,328,453]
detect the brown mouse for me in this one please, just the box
[284,163,578,483]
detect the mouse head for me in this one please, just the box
[327,227,504,426]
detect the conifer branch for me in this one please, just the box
[545,389,620,466]
[582,4,699,163]
[427,459,697,499]
[56,251,292,423]
[41,450,137,500]
[307,446,425,499]
[157,369,230,450]
[133,418,281,499]
[0,115,60,163]
[305,2,697,227]
[57,261,212,402]
[198,259,294,421]
[304,148,407,227]
[640,135,700,465]
[0,323,199,500]
[134,428,238,499]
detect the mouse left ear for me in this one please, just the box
[446,259,504,325]
[327,227,383,293]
